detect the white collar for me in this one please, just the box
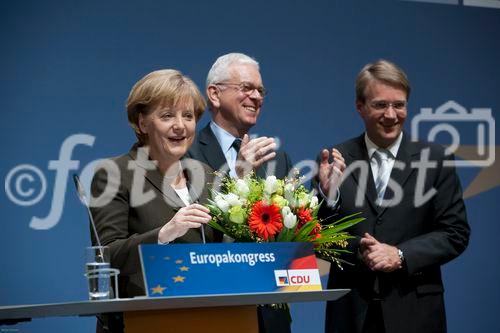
[210,121,239,153]
[364,132,403,159]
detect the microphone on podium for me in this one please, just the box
[73,174,102,249]
[73,174,120,300]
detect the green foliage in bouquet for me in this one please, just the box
[206,170,364,268]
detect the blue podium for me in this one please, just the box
[0,289,349,333]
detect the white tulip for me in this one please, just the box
[235,179,250,198]
[282,206,297,229]
[264,176,279,195]
[224,193,242,207]
[215,196,230,213]
[310,195,319,209]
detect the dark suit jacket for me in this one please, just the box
[90,144,221,298]
[314,133,470,333]
[187,123,292,179]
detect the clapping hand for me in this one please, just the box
[235,134,277,177]
[318,148,346,200]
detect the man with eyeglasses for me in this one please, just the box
[187,52,292,333]
[188,52,291,180]
[188,53,291,180]
[314,60,469,333]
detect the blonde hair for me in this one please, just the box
[356,60,411,103]
[126,69,206,144]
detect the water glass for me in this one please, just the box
[85,246,111,300]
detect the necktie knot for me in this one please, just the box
[373,149,391,164]
[232,138,242,153]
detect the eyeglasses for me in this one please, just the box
[369,100,407,111]
[215,82,267,97]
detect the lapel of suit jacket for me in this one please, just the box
[379,132,420,216]
[181,158,209,204]
[346,134,380,213]
[128,144,186,210]
[128,144,216,242]
[183,161,218,242]
[198,124,228,172]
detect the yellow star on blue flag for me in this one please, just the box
[151,284,166,295]
[172,275,186,283]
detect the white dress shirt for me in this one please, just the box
[210,121,240,177]
[364,132,403,200]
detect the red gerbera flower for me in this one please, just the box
[297,207,313,227]
[249,201,283,240]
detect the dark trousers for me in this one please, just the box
[96,313,123,333]
[362,301,385,333]
[257,305,291,333]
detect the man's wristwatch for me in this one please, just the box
[398,248,405,263]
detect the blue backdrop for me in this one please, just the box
[1,0,499,332]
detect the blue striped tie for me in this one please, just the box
[373,149,391,204]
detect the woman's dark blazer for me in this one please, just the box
[90,144,221,298]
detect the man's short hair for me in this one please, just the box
[206,53,260,88]
[356,59,411,103]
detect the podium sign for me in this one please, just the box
[139,242,322,297]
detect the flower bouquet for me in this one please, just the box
[206,170,364,268]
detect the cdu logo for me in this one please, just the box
[274,270,290,286]
[274,269,321,287]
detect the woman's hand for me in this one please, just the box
[158,204,211,243]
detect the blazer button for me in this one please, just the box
[376,217,383,225]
